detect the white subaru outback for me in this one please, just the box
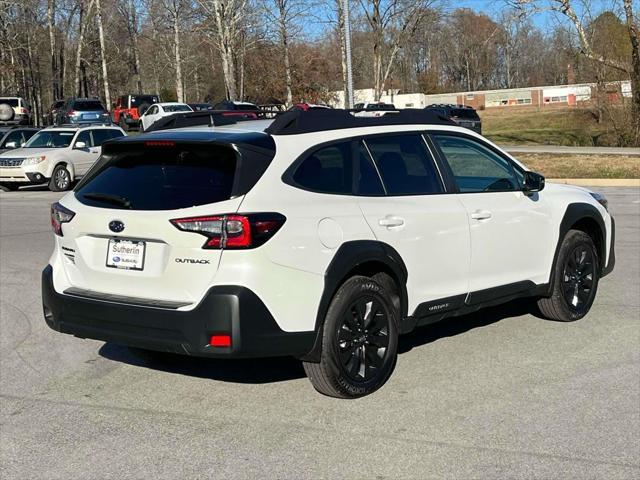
[0,124,125,191]
[42,109,615,398]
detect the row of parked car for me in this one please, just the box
[1,94,482,133]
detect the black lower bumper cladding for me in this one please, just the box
[42,265,314,358]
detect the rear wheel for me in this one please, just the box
[303,276,398,398]
[49,165,72,192]
[537,229,600,321]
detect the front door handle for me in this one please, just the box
[379,216,405,228]
[470,210,492,220]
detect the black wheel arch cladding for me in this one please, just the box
[546,202,609,295]
[301,240,408,362]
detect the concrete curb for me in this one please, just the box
[548,178,640,187]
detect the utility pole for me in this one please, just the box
[343,0,354,108]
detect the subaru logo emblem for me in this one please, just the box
[109,220,125,233]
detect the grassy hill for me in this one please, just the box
[481,107,617,147]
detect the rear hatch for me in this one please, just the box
[56,137,274,305]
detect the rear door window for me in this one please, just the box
[75,130,94,148]
[292,142,352,194]
[91,129,123,146]
[364,134,443,195]
[75,145,238,210]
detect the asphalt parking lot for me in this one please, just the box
[1,186,639,479]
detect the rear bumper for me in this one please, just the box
[42,265,315,358]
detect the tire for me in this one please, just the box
[0,103,14,121]
[303,276,399,399]
[537,229,600,322]
[0,183,21,192]
[118,115,129,132]
[49,164,72,192]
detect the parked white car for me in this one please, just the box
[42,109,614,398]
[0,124,125,191]
[139,102,193,131]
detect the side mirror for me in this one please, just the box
[74,141,86,149]
[523,171,545,193]
[5,141,17,149]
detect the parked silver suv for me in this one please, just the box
[55,98,110,125]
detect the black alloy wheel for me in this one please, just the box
[337,296,391,382]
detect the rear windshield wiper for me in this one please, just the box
[82,192,132,209]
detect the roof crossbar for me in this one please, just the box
[145,110,283,133]
[265,109,456,135]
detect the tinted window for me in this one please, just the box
[2,130,25,147]
[364,135,443,195]
[356,142,384,195]
[24,130,75,148]
[73,101,105,111]
[293,142,352,194]
[163,104,192,113]
[0,98,19,107]
[75,130,94,147]
[75,146,237,210]
[433,135,520,192]
[450,108,480,120]
[130,96,159,107]
[92,129,123,146]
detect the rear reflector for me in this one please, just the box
[210,335,231,347]
[170,213,285,249]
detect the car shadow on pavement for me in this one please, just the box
[399,298,540,354]
[98,343,307,384]
[98,298,541,384]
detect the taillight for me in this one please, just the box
[68,110,76,116]
[51,202,75,236]
[170,213,285,249]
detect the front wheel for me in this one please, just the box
[303,276,398,398]
[537,229,600,321]
[49,165,72,192]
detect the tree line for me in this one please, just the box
[0,0,637,141]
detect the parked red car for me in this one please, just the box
[112,94,160,131]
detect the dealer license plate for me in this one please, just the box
[106,239,145,271]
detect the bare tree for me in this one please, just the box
[119,0,144,93]
[95,0,111,106]
[198,0,248,100]
[262,0,309,106]
[361,0,439,100]
[159,0,191,102]
[513,0,639,139]
[74,0,95,97]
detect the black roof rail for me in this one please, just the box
[145,109,283,133]
[49,122,116,128]
[265,108,456,135]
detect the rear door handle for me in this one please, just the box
[378,216,405,228]
[470,210,492,220]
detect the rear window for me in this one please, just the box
[130,96,159,107]
[75,145,239,210]
[450,108,479,120]
[73,101,105,111]
[0,98,19,107]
